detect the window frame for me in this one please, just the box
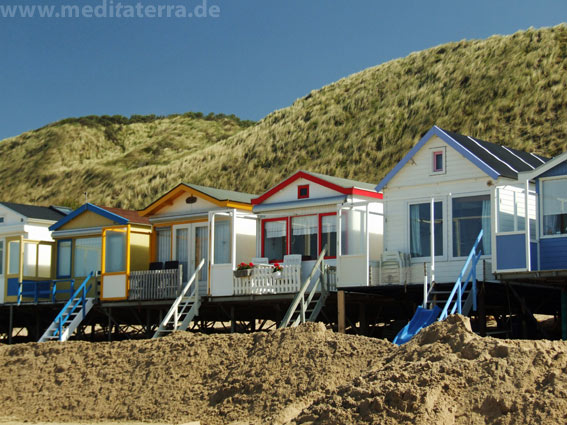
[408,198,446,262]
[73,236,102,278]
[319,212,337,259]
[261,212,339,263]
[449,193,492,259]
[430,146,446,175]
[261,217,289,263]
[297,184,310,199]
[540,176,567,239]
[56,239,73,278]
[290,214,318,261]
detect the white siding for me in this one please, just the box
[382,135,498,284]
[262,178,343,204]
[151,193,218,218]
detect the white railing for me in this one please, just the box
[233,264,301,295]
[326,265,337,291]
[129,266,182,300]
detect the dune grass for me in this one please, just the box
[1,25,567,209]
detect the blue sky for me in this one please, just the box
[0,0,566,140]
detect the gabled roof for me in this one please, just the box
[519,151,567,182]
[251,170,382,205]
[375,126,549,192]
[183,184,256,204]
[49,203,150,231]
[140,183,256,216]
[0,202,68,221]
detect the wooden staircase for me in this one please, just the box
[279,247,329,328]
[153,259,204,338]
[39,272,95,342]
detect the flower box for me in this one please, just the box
[234,268,253,278]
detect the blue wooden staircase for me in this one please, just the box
[394,230,483,345]
[38,272,95,342]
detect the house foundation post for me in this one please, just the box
[8,305,13,344]
[337,290,345,333]
[562,289,567,341]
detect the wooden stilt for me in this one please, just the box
[8,305,13,345]
[337,290,345,334]
[561,289,567,341]
[230,306,236,333]
[359,303,368,335]
[107,307,112,342]
[478,282,487,337]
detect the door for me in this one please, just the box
[0,238,4,303]
[101,226,129,300]
[337,204,369,287]
[192,223,209,295]
[173,223,209,295]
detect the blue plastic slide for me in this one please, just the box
[393,305,441,345]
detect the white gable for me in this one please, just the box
[0,205,26,227]
[263,178,344,204]
[386,135,489,190]
[151,192,220,218]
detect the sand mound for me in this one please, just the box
[0,322,391,424]
[294,316,567,425]
[2,317,567,424]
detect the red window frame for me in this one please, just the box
[433,151,443,172]
[261,217,289,263]
[297,184,310,199]
[319,212,337,259]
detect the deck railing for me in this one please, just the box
[129,266,182,301]
[233,264,301,295]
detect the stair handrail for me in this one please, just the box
[53,271,94,339]
[279,245,327,328]
[156,259,204,334]
[439,230,483,321]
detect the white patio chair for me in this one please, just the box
[283,254,302,265]
[251,257,269,264]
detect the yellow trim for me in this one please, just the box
[140,184,253,216]
[155,218,208,227]
[100,225,131,301]
[100,296,128,301]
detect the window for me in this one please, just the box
[105,231,126,273]
[8,241,20,275]
[57,240,72,277]
[24,242,37,277]
[543,178,567,235]
[214,220,231,264]
[0,240,3,275]
[156,227,171,262]
[452,195,491,257]
[0,217,4,224]
[298,185,309,199]
[74,237,101,277]
[291,215,318,260]
[433,151,444,172]
[320,214,337,258]
[410,202,443,258]
[263,219,287,262]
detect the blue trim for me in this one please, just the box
[252,195,347,213]
[49,203,128,231]
[56,239,73,279]
[375,125,501,192]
